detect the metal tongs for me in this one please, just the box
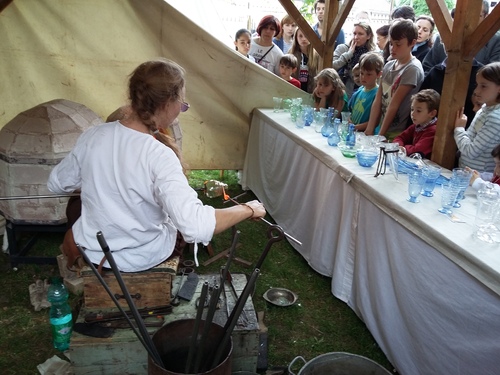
[76,232,165,369]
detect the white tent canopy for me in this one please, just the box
[0,0,305,169]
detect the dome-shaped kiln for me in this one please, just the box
[0,99,102,224]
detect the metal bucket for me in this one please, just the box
[148,319,232,375]
[288,352,392,375]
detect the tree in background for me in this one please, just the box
[396,0,455,18]
[298,0,315,23]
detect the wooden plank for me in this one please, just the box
[81,257,178,308]
[0,0,12,13]
[278,0,325,57]
[463,4,500,58]
[426,0,453,47]
[431,0,482,168]
[326,0,355,49]
[320,0,338,69]
[71,274,259,374]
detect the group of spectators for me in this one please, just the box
[233,1,500,187]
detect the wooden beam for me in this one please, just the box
[463,4,500,58]
[278,0,325,56]
[320,0,339,69]
[326,0,355,48]
[0,0,13,13]
[426,0,453,47]
[431,0,482,169]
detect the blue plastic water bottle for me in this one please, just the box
[47,277,73,351]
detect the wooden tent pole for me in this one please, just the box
[278,0,350,70]
[278,0,324,56]
[430,0,482,169]
[0,0,13,13]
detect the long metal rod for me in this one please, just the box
[193,228,240,372]
[75,244,150,352]
[219,228,240,291]
[193,284,219,373]
[96,231,165,369]
[185,281,209,374]
[225,196,302,246]
[0,193,80,201]
[254,225,285,270]
[211,268,260,368]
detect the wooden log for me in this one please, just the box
[431,0,482,169]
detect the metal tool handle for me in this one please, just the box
[76,244,152,360]
[96,231,165,369]
[254,225,285,270]
[211,268,260,368]
[185,281,209,373]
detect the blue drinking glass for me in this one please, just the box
[407,170,424,203]
[301,105,314,127]
[421,165,442,197]
[451,168,473,208]
[438,182,461,215]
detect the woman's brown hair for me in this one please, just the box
[128,58,186,171]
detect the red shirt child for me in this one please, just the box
[393,89,440,159]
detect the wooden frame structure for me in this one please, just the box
[2,0,500,169]
[278,0,500,169]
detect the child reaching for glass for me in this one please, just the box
[466,144,500,193]
[312,68,348,115]
[393,89,440,159]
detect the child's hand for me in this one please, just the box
[455,107,467,128]
[470,170,480,185]
[465,167,480,185]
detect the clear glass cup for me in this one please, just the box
[282,98,292,112]
[341,111,351,123]
[384,143,400,181]
[313,111,326,133]
[290,104,302,123]
[421,165,442,197]
[291,97,303,107]
[407,170,424,203]
[450,168,473,208]
[438,182,461,215]
[273,97,283,112]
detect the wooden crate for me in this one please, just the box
[81,256,179,309]
[71,273,260,374]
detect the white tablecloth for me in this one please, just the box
[241,109,500,375]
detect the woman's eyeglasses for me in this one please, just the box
[179,100,190,112]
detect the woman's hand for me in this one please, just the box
[214,200,266,234]
[455,107,467,128]
[349,39,356,53]
[243,200,266,220]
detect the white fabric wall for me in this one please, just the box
[0,0,306,169]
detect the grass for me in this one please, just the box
[0,170,394,374]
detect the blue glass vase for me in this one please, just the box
[327,119,341,146]
[321,107,337,137]
[345,123,356,147]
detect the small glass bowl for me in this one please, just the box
[338,141,359,158]
[356,149,379,167]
